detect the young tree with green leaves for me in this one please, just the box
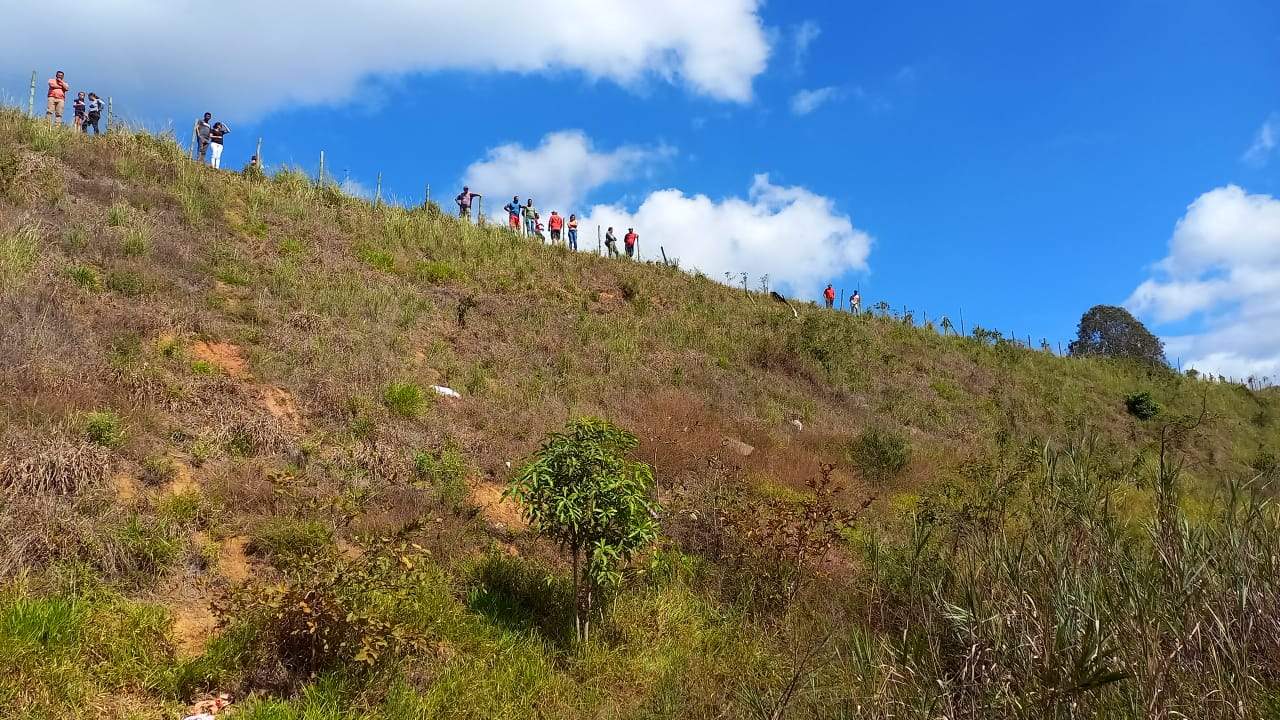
[505,418,660,642]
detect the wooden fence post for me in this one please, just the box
[959,308,966,336]
[190,121,199,160]
[597,226,602,255]
[28,71,36,118]
[255,137,263,167]
[106,97,113,133]
[318,151,325,184]
[375,173,383,208]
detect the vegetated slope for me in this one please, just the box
[1,109,1278,719]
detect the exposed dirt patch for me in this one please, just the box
[469,481,527,531]
[191,340,249,378]
[111,473,139,503]
[218,536,252,584]
[171,602,219,659]
[258,386,301,428]
[165,460,199,496]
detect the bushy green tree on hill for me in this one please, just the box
[506,418,660,642]
[1068,304,1167,365]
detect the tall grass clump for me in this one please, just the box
[0,225,40,286]
[383,381,427,418]
[854,437,1280,718]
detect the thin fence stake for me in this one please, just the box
[28,71,36,118]
[255,137,263,167]
[959,308,966,336]
[106,97,113,133]
[318,150,325,184]
[375,172,382,208]
[190,120,199,160]
[424,183,431,207]
[597,226,602,255]
[661,246,669,266]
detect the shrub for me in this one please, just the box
[1124,391,1161,421]
[848,427,911,483]
[82,410,126,448]
[383,381,427,418]
[140,455,176,486]
[65,264,103,290]
[215,541,432,688]
[506,417,660,641]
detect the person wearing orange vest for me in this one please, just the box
[823,284,836,308]
[623,228,638,259]
[548,211,564,245]
[567,214,579,251]
[46,71,69,126]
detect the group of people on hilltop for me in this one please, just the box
[43,70,105,134]
[824,284,862,313]
[194,112,234,169]
[455,187,640,259]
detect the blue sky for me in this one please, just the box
[3,1,1278,377]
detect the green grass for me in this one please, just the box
[0,225,39,286]
[81,410,125,448]
[64,263,102,290]
[1,106,1279,719]
[383,381,428,418]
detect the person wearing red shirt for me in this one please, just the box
[623,228,638,259]
[46,71,69,126]
[823,284,836,309]
[548,211,564,245]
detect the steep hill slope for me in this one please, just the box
[2,109,1278,719]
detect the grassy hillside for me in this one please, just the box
[1,108,1278,719]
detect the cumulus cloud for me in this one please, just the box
[462,131,673,213]
[1127,185,1280,379]
[790,86,842,116]
[1242,114,1278,166]
[0,0,770,120]
[582,174,871,296]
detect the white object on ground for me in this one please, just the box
[789,419,803,432]
[431,385,461,399]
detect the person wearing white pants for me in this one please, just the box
[209,122,230,169]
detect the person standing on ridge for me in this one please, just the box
[548,211,564,246]
[505,196,522,232]
[195,113,213,163]
[523,199,537,237]
[605,227,620,257]
[823,284,836,309]
[209,122,231,169]
[46,71,69,126]
[84,93,103,135]
[567,214,579,251]
[849,289,861,314]
[623,228,638,259]
[72,92,86,131]
[456,186,480,220]
[535,214,546,243]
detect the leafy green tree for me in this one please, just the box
[506,418,660,642]
[1068,305,1167,365]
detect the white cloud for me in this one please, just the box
[1242,114,1278,166]
[582,174,871,296]
[792,21,822,72]
[790,86,842,116]
[461,131,673,213]
[1127,185,1280,379]
[0,0,770,121]
[340,177,372,200]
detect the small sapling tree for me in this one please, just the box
[506,417,660,642]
